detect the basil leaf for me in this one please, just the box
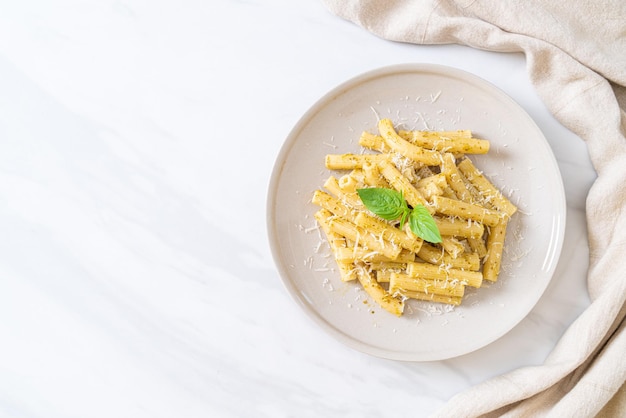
[409,205,442,243]
[399,209,410,230]
[357,188,407,221]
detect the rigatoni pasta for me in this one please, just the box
[312,118,517,317]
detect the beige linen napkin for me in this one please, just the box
[321,1,626,416]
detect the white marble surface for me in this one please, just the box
[0,1,597,417]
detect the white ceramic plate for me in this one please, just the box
[267,64,566,361]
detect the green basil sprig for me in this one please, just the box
[356,187,442,244]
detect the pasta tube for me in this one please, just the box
[483,218,509,282]
[325,153,388,170]
[394,290,463,306]
[468,237,488,258]
[457,158,518,216]
[435,217,485,239]
[441,153,475,203]
[431,195,505,227]
[406,262,483,288]
[398,129,490,154]
[378,119,443,166]
[359,131,390,153]
[389,273,466,298]
[312,190,356,221]
[355,266,404,316]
